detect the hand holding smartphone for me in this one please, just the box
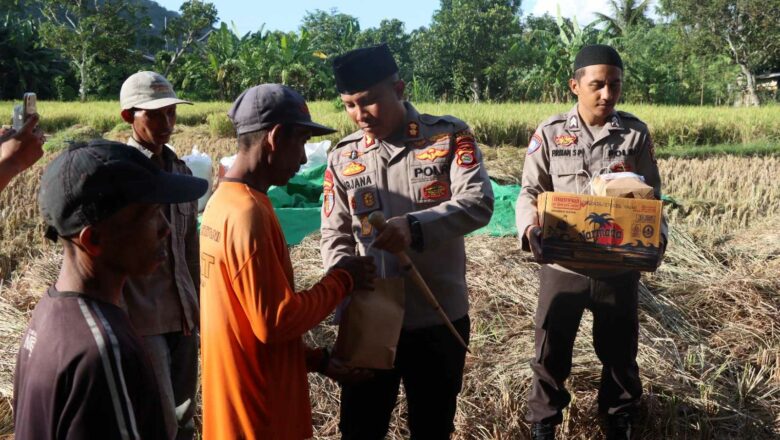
[12,93,37,131]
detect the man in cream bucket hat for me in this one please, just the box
[118,71,200,440]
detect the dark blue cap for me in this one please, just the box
[228,84,335,136]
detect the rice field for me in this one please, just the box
[0,105,778,438]
[2,101,780,148]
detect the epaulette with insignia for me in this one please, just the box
[333,130,363,151]
[420,113,469,131]
[616,111,648,131]
[418,114,446,125]
[540,113,568,128]
[616,110,639,121]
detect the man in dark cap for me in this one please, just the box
[515,44,667,439]
[199,84,376,439]
[14,140,207,439]
[322,44,494,439]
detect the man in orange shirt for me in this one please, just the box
[199,84,376,439]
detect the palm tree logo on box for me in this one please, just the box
[582,213,624,246]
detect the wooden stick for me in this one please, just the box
[368,212,471,353]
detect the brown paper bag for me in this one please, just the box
[334,277,405,370]
[592,174,655,199]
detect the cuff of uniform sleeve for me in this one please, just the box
[520,229,531,252]
[407,214,424,252]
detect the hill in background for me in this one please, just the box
[16,0,179,40]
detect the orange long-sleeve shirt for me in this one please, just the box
[199,182,352,440]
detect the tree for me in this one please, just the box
[357,19,413,83]
[498,11,605,102]
[0,12,68,99]
[411,0,523,102]
[38,0,148,101]
[301,9,360,58]
[661,0,780,105]
[617,23,738,105]
[158,0,218,76]
[201,22,245,100]
[594,0,652,36]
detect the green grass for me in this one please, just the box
[3,100,780,148]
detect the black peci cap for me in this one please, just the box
[38,140,208,241]
[574,44,623,72]
[332,43,399,94]
[228,84,336,136]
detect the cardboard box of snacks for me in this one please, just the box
[537,192,663,271]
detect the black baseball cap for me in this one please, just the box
[38,140,208,241]
[333,43,399,94]
[227,84,336,136]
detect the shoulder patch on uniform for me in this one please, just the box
[323,169,335,217]
[455,146,477,168]
[527,133,543,155]
[455,131,476,148]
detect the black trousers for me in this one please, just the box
[340,315,470,440]
[526,266,642,425]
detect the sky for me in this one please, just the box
[153,0,631,36]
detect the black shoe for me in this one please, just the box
[606,413,632,440]
[530,421,556,440]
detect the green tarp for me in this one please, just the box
[199,165,677,245]
[263,164,520,245]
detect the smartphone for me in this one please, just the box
[12,93,37,131]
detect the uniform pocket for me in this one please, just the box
[549,157,586,194]
[408,155,453,205]
[549,157,584,176]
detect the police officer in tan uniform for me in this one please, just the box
[515,45,667,440]
[321,44,494,439]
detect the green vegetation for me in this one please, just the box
[3,0,779,105]
[4,101,780,149]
